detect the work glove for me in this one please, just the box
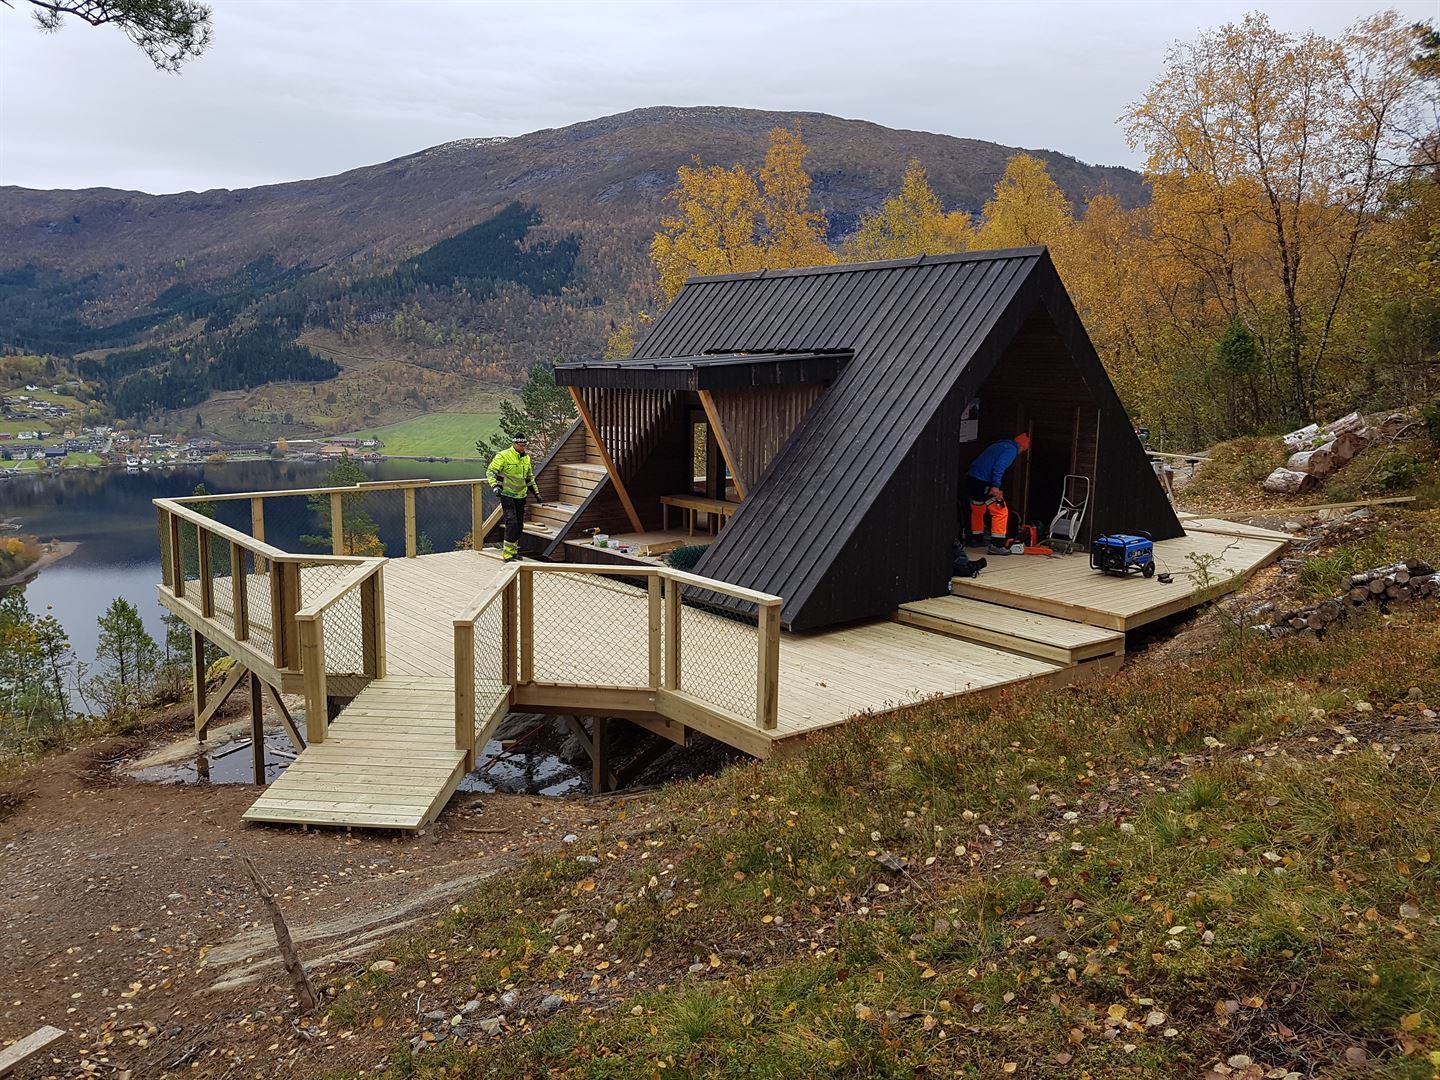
[490,484,503,499]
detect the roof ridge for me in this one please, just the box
[684,246,1047,285]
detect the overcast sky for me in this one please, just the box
[1,0,1433,194]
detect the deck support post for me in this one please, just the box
[756,600,781,731]
[647,575,662,688]
[168,513,184,597]
[361,568,385,679]
[662,578,682,691]
[230,541,250,641]
[518,567,534,684]
[502,577,519,687]
[197,530,214,616]
[591,717,610,794]
[329,493,344,556]
[454,619,476,771]
[191,628,208,738]
[404,487,418,557]
[470,484,485,551]
[277,561,302,670]
[298,615,327,745]
[250,670,266,784]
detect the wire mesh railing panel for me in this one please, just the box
[203,530,233,635]
[473,593,509,733]
[260,493,322,554]
[294,561,360,611]
[243,548,275,658]
[677,597,759,721]
[158,509,174,590]
[319,585,367,678]
[530,572,651,687]
[338,487,402,556]
[176,519,201,607]
[414,484,476,554]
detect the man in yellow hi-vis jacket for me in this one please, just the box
[487,434,540,561]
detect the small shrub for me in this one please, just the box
[1421,401,1440,445]
[1378,450,1425,492]
[667,545,707,572]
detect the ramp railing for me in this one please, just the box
[451,563,781,758]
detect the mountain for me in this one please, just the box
[0,106,1146,439]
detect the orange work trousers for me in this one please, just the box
[968,496,1009,542]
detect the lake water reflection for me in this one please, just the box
[0,458,488,663]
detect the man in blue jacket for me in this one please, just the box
[966,432,1030,553]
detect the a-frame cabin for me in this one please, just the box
[542,247,1180,630]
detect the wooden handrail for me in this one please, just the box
[166,476,493,505]
[295,558,386,620]
[454,564,522,625]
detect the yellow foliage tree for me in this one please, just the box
[972,154,1075,252]
[845,160,975,260]
[651,125,833,302]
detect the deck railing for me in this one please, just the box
[453,563,782,759]
[162,477,503,560]
[156,497,386,740]
[452,564,520,770]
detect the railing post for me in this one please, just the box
[663,575,682,691]
[518,566,534,684]
[298,614,327,745]
[502,577,518,687]
[250,497,268,574]
[230,541,250,641]
[330,492,344,556]
[647,574,662,689]
[361,566,386,678]
[756,600,781,731]
[168,513,184,598]
[471,483,485,551]
[276,560,302,670]
[454,619,476,770]
[197,527,215,617]
[404,487,418,558]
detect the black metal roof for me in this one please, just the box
[555,349,848,391]
[630,247,1181,628]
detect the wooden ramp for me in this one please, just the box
[242,678,463,831]
[896,595,1124,664]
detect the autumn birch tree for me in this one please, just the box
[651,125,834,302]
[845,160,975,260]
[1125,11,1428,423]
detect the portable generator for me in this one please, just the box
[1090,532,1156,578]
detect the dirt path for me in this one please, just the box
[0,724,624,1078]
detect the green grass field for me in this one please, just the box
[346,412,504,459]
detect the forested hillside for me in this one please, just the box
[0,107,1144,436]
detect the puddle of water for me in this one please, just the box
[457,739,585,796]
[128,733,295,785]
[126,735,586,796]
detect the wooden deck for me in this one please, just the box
[949,522,1290,631]
[180,521,1284,831]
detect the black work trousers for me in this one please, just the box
[500,494,527,543]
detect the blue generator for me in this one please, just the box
[1090,532,1156,578]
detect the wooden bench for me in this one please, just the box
[660,495,739,536]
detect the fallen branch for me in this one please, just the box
[242,856,318,1014]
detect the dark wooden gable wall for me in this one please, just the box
[634,249,1180,629]
[706,383,826,494]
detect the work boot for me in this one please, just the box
[986,542,1012,556]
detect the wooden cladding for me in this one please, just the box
[704,384,825,495]
[576,387,683,476]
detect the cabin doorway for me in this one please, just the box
[688,408,738,502]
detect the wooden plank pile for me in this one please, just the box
[1263,560,1437,636]
[1264,411,1372,495]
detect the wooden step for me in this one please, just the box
[559,462,606,481]
[528,501,579,528]
[895,595,1124,665]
